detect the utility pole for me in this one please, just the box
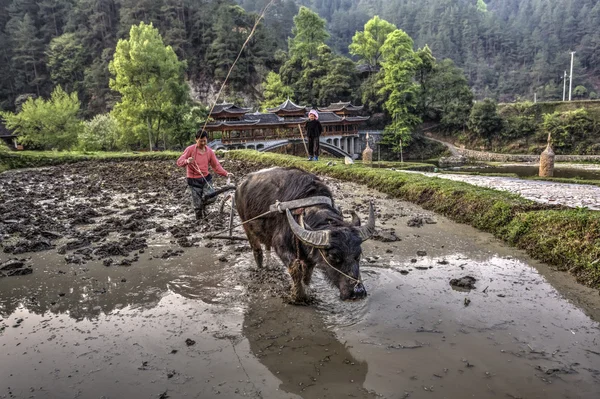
[562,70,567,101]
[568,51,576,101]
[534,92,537,103]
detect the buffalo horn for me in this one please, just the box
[286,209,331,248]
[357,201,376,241]
[350,210,361,227]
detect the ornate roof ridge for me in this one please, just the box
[267,98,308,113]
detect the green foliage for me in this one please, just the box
[1,86,82,150]
[468,99,503,143]
[109,22,189,151]
[417,56,473,130]
[379,29,421,150]
[206,5,272,92]
[288,6,329,60]
[47,33,86,94]
[358,73,386,114]
[542,109,595,151]
[8,13,45,96]
[499,101,537,140]
[573,85,588,99]
[169,105,208,148]
[261,72,294,111]
[78,114,120,152]
[476,0,488,13]
[349,16,396,68]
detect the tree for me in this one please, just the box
[206,4,271,92]
[349,16,396,69]
[47,33,87,94]
[9,13,45,96]
[261,71,293,111]
[317,55,359,105]
[109,22,189,151]
[468,99,503,145]
[1,85,82,150]
[288,6,329,60]
[417,57,474,131]
[379,29,421,151]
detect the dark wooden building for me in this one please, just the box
[204,99,369,145]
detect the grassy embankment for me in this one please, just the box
[227,150,600,290]
[1,148,599,290]
[0,150,181,171]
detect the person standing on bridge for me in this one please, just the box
[177,130,231,220]
[305,109,322,161]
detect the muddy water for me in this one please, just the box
[1,164,600,399]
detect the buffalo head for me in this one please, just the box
[286,201,375,300]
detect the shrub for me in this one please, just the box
[468,99,503,144]
[78,114,120,151]
[542,109,595,151]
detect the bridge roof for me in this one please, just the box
[318,102,364,113]
[209,102,252,117]
[266,98,308,114]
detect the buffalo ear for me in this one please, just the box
[356,201,375,241]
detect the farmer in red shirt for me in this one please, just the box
[177,130,231,219]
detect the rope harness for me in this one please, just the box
[209,196,362,285]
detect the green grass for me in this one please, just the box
[226,150,600,290]
[0,150,180,170]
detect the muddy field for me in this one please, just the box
[1,159,600,399]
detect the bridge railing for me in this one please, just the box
[209,127,359,144]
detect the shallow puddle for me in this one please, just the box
[1,165,599,398]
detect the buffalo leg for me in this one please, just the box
[288,260,307,303]
[302,261,315,286]
[242,224,263,268]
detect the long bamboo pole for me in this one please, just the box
[297,124,310,158]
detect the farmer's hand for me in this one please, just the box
[187,157,194,164]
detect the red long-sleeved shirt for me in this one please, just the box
[177,144,228,178]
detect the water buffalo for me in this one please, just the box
[235,167,375,302]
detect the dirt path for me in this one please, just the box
[1,161,600,398]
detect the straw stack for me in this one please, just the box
[539,133,555,177]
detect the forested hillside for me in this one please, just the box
[246,0,599,102]
[1,0,598,113]
[0,0,598,154]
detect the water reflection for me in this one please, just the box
[243,292,376,398]
[0,246,234,320]
[242,260,375,398]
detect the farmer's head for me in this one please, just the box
[308,109,318,121]
[195,130,208,148]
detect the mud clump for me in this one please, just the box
[3,238,54,254]
[407,215,437,228]
[0,259,33,277]
[373,228,400,242]
[450,276,477,291]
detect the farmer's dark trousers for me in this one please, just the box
[308,136,320,157]
[187,174,213,215]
